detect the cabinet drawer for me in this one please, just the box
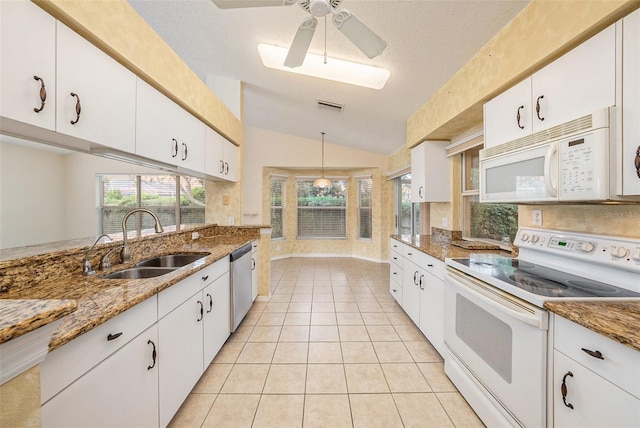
[421,252,444,281]
[41,296,157,403]
[403,244,421,265]
[158,258,229,318]
[389,266,402,288]
[390,251,402,269]
[389,282,402,305]
[555,316,640,398]
[390,238,402,253]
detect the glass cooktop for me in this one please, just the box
[451,257,640,299]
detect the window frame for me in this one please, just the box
[269,176,285,240]
[295,178,348,240]
[357,177,373,240]
[395,173,420,236]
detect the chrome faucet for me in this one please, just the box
[83,234,112,275]
[120,208,164,263]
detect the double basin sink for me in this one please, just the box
[102,253,210,280]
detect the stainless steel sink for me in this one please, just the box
[102,267,177,280]
[135,253,210,268]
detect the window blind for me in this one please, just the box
[357,178,373,239]
[270,177,285,239]
[296,179,347,239]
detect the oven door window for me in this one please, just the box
[456,294,512,383]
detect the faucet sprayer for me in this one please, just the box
[120,208,164,263]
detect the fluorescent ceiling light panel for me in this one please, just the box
[258,43,390,90]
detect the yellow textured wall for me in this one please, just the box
[34,0,243,146]
[408,0,640,145]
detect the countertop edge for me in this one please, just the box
[0,299,77,345]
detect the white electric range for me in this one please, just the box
[443,228,640,427]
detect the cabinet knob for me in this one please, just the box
[206,293,213,313]
[70,92,81,125]
[418,186,424,198]
[197,300,204,321]
[561,371,574,409]
[181,142,188,161]
[33,76,47,113]
[107,332,123,341]
[419,274,424,290]
[535,95,545,121]
[225,162,229,175]
[516,105,524,129]
[202,275,209,282]
[581,348,604,360]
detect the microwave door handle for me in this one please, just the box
[544,142,558,197]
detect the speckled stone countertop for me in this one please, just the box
[0,299,77,343]
[0,224,266,351]
[390,234,512,261]
[544,301,640,352]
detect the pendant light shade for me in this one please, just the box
[313,132,332,188]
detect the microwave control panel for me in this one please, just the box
[558,129,608,200]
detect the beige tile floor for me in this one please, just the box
[169,257,484,428]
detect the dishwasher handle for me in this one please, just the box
[230,243,252,262]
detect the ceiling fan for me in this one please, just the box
[212,0,387,68]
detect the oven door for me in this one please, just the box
[444,267,548,428]
[480,142,558,203]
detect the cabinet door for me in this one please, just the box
[158,293,204,427]
[203,272,231,367]
[251,245,259,301]
[176,109,205,173]
[483,77,532,148]
[56,22,136,153]
[0,0,56,131]
[223,139,239,182]
[419,273,445,356]
[401,260,421,325]
[532,24,616,133]
[205,126,225,179]
[41,325,159,428]
[553,350,640,428]
[136,79,180,166]
[410,141,450,202]
[622,9,640,196]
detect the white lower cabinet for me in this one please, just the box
[401,258,422,326]
[41,258,232,428]
[250,241,259,301]
[418,252,445,356]
[41,325,159,428]
[552,316,640,427]
[203,271,231,367]
[158,292,205,427]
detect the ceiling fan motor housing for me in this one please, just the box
[300,0,343,17]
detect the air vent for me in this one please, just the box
[317,99,344,112]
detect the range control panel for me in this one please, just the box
[516,228,640,269]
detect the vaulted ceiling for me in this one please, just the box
[129,0,529,154]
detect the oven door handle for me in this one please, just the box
[446,268,547,330]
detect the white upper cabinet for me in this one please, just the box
[205,126,238,182]
[621,9,640,196]
[136,79,205,173]
[484,24,616,148]
[410,140,450,202]
[0,0,56,131]
[56,22,136,153]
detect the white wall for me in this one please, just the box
[242,126,389,225]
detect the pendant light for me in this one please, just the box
[313,132,332,188]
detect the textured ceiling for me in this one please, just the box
[128,0,529,154]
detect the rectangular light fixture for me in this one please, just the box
[258,43,390,90]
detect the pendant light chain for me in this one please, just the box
[321,131,325,177]
[323,16,327,65]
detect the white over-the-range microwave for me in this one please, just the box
[480,107,639,203]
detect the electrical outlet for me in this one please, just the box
[191,231,199,240]
[532,209,543,226]
[441,217,448,227]
[228,216,235,225]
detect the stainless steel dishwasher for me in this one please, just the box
[229,243,253,332]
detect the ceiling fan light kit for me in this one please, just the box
[258,44,390,89]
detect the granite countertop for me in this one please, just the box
[390,234,512,261]
[0,299,78,344]
[544,301,640,352]
[0,236,253,351]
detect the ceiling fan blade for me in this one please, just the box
[284,17,318,68]
[332,9,386,59]
[212,0,296,9]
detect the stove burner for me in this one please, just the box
[567,280,621,294]
[509,274,570,296]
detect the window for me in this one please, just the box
[270,176,285,239]
[462,146,518,243]
[98,174,205,235]
[396,173,420,235]
[357,177,373,239]
[296,179,347,239]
